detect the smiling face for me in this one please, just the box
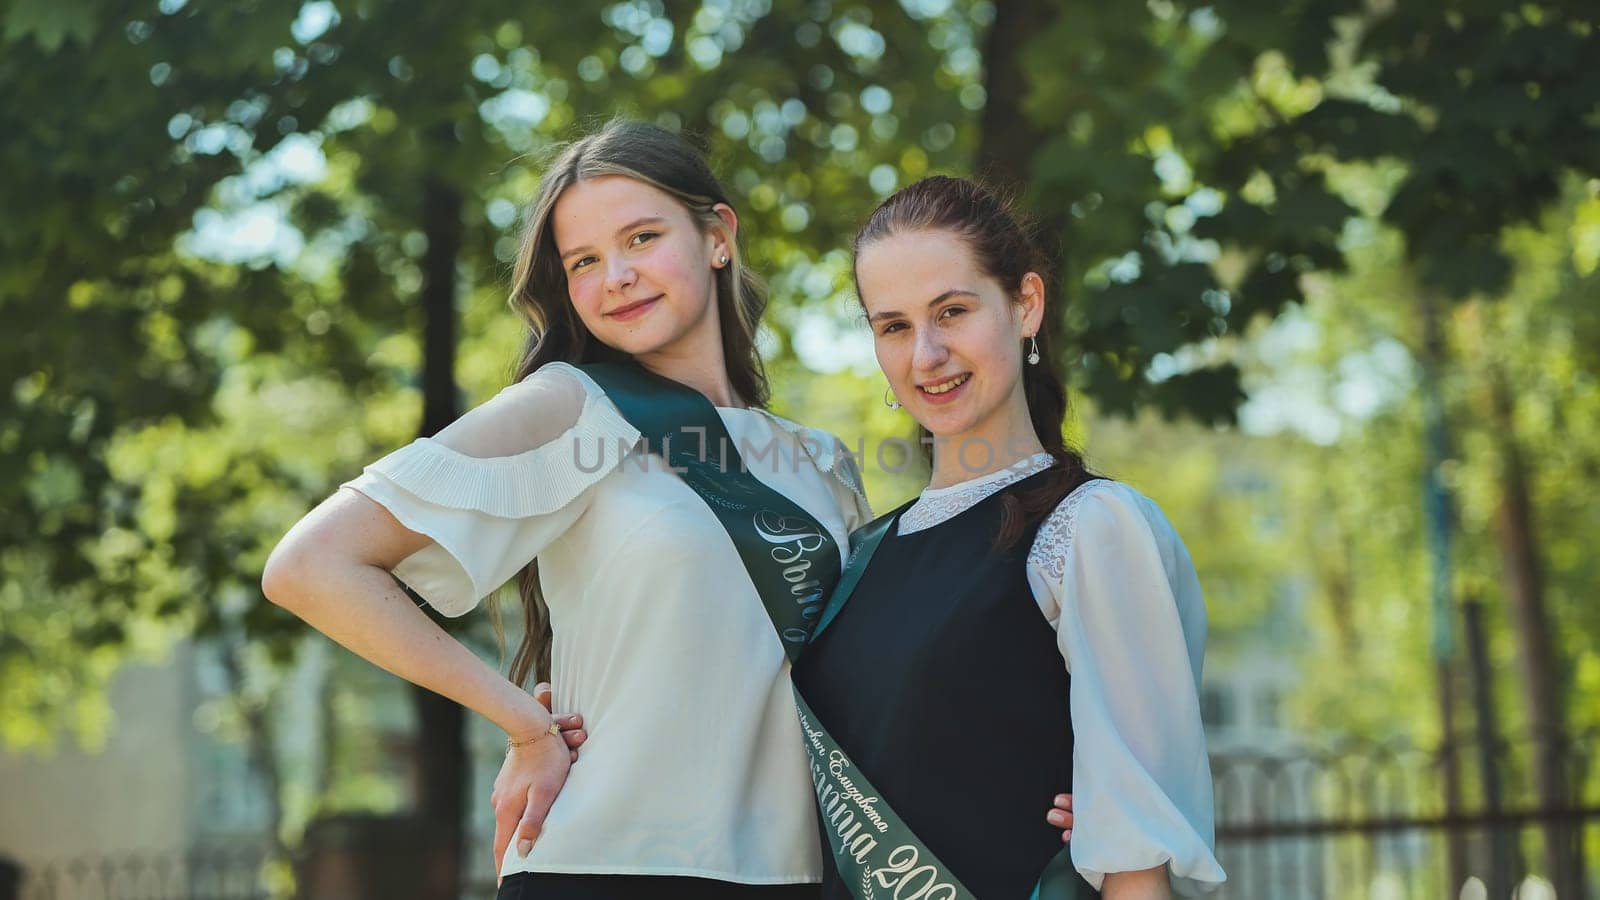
[551,175,732,361]
[857,228,1044,449]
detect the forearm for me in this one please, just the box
[266,558,549,739]
[1101,867,1171,900]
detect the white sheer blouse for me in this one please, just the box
[342,362,872,883]
[899,455,1227,894]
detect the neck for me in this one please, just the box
[636,337,741,409]
[927,390,1046,489]
[634,285,743,408]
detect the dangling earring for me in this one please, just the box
[883,386,902,410]
[1026,335,1041,365]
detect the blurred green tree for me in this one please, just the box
[2,0,975,891]
[990,3,1598,888]
[7,0,1599,893]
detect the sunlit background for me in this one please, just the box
[2,1,1597,898]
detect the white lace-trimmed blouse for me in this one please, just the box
[898,454,1227,894]
[341,361,872,883]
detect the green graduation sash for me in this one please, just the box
[580,362,1085,899]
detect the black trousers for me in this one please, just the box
[495,873,822,900]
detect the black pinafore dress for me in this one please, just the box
[792,472,1097,898]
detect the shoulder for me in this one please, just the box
[761,414,867,489]
[493,361,639,446]
[1029,480,1172,578]
[754,411,872,519]
[408,361,639,478]
[509,361,604,411]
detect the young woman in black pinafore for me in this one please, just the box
[792,177,1228,899]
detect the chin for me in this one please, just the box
[914,409,978,439]
[598,319,682,357]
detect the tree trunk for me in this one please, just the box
[975,0,1054,190]
[412,174,466,900]
[219,633,291,862]
[976,0,1070,350]
[419,177,463,439]
[1418,293,1466,894]
[1462,597,1514,897]
[1487,370,1574,893]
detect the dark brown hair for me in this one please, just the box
[502,120,769,686]
[853,175,1098,550]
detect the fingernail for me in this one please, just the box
[517,839,533,855]
[1055,794,1069,804]
[1047,810,1065,825]
[1064,829,1072,840]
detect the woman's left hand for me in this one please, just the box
[1046,792,1074,843]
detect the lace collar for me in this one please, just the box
[898,452,1056,535]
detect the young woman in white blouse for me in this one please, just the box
[789,176,1228,899]
[262,121,881,899]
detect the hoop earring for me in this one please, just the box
[883,386,902,410]
[1026,335,1041,365]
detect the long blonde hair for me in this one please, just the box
[503,120,769,686]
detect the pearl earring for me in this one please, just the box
[718,254,729,266]
[883,386,901,410]
[1027,335,1041,365]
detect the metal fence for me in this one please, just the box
[13,733,1598,899]
[1211,730,1599,899]
[14,847,270,900]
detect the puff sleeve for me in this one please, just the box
[1027,481,1227,895]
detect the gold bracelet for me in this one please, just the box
[506,721,562,751]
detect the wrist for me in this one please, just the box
[506,714,561,753]
[498,689,554,742]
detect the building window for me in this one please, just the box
[1200,686,1232,731]
[1255,688,1282,731]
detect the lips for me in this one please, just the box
[916,372,971,405]
[607,294,662,321]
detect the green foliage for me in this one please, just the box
[0,0,980,744]
[5,0,1597,796]
[1012,0,1357,422]
[1007,0,1600,425]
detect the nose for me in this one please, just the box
[603,257,637,294]
[911,326,949,373]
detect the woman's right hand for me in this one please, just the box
[535,682,587,763]
[490,684,587,878]
[1046,792,1074,842]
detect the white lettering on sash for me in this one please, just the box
[798,707,960,897]
[753,510,829,614]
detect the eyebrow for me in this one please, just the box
[558,216,668,261]
[866,289,978,323]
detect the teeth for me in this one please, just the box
[923,374,969,395]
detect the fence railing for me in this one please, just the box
[13,847,270,900]
[13,732,1598,899]
[1211,730,1598,898]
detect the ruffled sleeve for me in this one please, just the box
[341,362,640,617]
[1026,481,1226,895]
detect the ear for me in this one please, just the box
[1017,271,1046,337]
[708,203,739,267]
